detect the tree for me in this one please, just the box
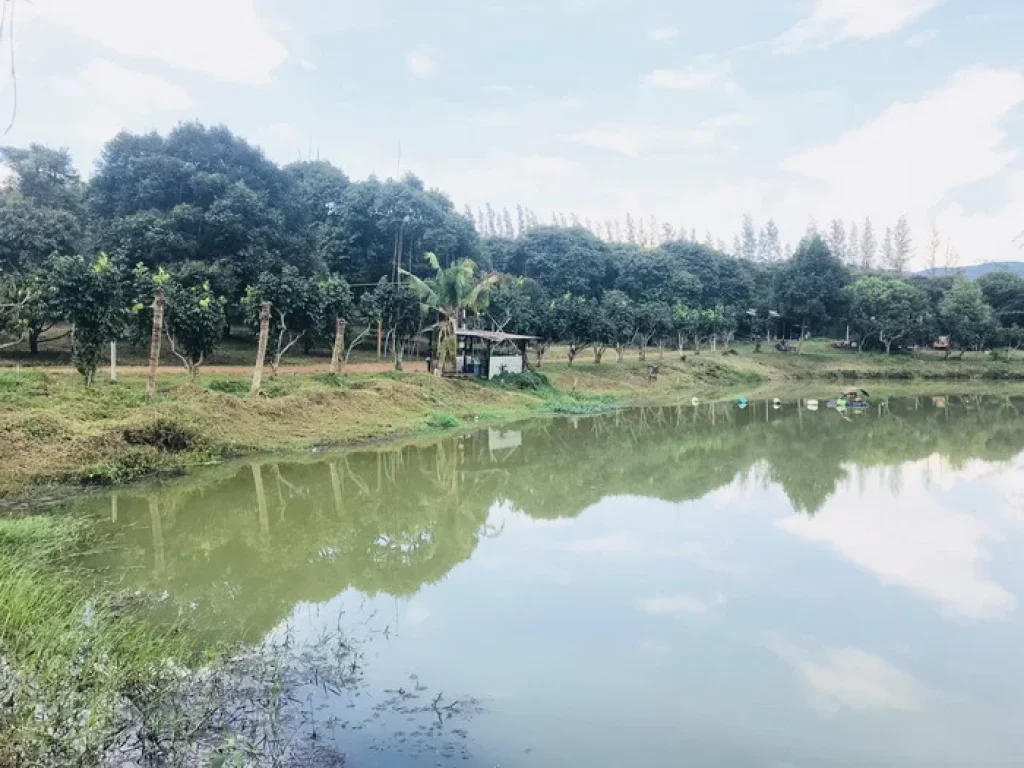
[758,220,782,263]
[826,219,847,265]
[244,267,323,376]
[848,221,859,267]
[600,290,636,362]
[403,255,497,374]
[892,216,913,275]
[634,301,672,360]
[0,144,83,212]
[847,276,929,354]
[926,224,941,275]
[47,253,128,385]
[549,294,593,364]
[512,227,610,298]
[861,218,876,271]
[774,235,850,352]
[881,227,895,271]
[978,271,1024,327]
[319,275,353,373]
[360,278,422,370]
[163,279,226,378]
[740,214,757,260]
[939,279,998,357]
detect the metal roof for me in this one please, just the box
[455,329,538,342]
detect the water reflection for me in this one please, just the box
[72,395,1024,766]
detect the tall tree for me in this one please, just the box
[740,214,758,260]
[848,221,859,267]
[892,216,913,275]
[758,220,782,263]
[826,219,847,265]
[625,213,637,245]
[926,224,941,275]
[774,235,850,351]
[516,204,526,237]
[860,218,876,271]
[881,227,895,272]
[502,208,515,239]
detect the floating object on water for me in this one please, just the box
[737,396,749,409]
[691,397,700,406]
[772,398,782,410]
[806,399,819,411]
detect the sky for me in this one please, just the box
[1,0,1023,267]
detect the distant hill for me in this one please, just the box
[917,262,1024,279]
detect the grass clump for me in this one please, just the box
[78,449,161,486]
[425,411,463,430]
[310,372,348,389]
[490,369,552,392]
[206,377,250,395]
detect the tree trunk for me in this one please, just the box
[28,328,39,356]
[376,320,383,359]
[251,301,271,395]
[394,339,404,371]
[110,341,117,382]
[616,345,625,362]
[594,347,605,363]
[796,323,807,354]
[567,347,576,365]
[330,318,346,374]
[146,290,166,400]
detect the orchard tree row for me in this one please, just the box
[2,122,1023,386]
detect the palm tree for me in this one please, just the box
[403,254,498,375]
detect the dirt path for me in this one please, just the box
[1,361,427,376]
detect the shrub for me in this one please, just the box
[123,419,197,452]
[490,369,551,392]
[425,412,462,430]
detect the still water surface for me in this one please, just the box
[78,395,1024,766]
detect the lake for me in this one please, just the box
[73,394,1024,766]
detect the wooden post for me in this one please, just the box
[330,318,347,374]
[251,301,271,395]
[146,290,165,400]
[253,464,270,548]
[376,320,383,359]
[110,341,117,382]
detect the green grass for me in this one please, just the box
[0,515,208,765]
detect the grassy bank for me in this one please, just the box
[4,340,1024,501]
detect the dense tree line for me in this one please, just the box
[1,122,1021,385]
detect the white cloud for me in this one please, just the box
[774,0,943,54]
[26,0,287,84]
[642,55,734,92]
[776,462,1015,620]
[639,594,708,618]
[780,67,1024,268]
[521,154,579,175]
[299,58,319,71]
[52,60,195,144]
[647,25,680,42]
[905,29,939,47]
[769,636,930,713]
[564,112,751,157]
[407,46,438,79]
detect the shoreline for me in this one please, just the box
[5,346,1024,505]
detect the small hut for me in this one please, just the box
[441,329,536,379]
